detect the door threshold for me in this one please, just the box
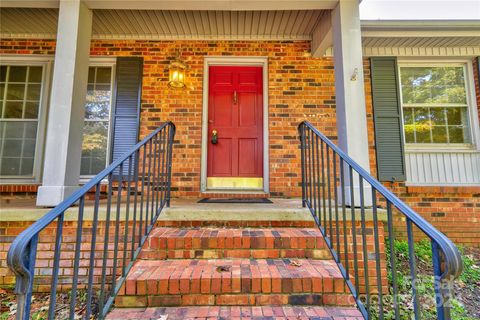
[202,190,268,195]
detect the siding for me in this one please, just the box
[405,151,480,185]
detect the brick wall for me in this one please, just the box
[1,39,338,199]
[0,39,479,246]
[0,220,134,291]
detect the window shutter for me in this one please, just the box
[370,57,406,182]
[111,57,143,177]
[477,57,480,86]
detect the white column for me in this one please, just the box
[37,0,92,206]
[332,0,372,206]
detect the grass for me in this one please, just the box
[372,238,480,320]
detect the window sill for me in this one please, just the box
[405,145,478,153]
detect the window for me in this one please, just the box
[399,65,473,145]
[80,66,114,176]
[0,65,44,178]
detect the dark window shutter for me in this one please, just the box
[111,57,143,177]
[477,57,480,87]
[370,57,406,182]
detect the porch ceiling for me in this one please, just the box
[0,8,327,41]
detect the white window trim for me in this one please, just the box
[397,58,480,152]
[79,57,116,182]
[398,58,480,186]
[0,55,54,184]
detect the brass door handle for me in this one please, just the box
[233,90,237,104]
[211,129,218,144]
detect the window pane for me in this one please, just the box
[81,121,108,175]
[430,108,446,126]
[403,108,415,142]
[6,83,25,100]
[446,107,466,126]
[432,126,447,143]
[404,129,415,143]
[0,66,7,82]
[4,101,23,118]
[26,84,41,101]
[8,66,27,82]
[24,102,39,119]
[81,66,112,176]
[414,107,431,125]
[0,83,4,101]
[400,66,467,104]
[88,67,95,83]
[448,126,465,143]
[85,101,110,120]
[96,67,112,83]
[0,121,38,176]
[415,127,431,143]
[28,67,43,83]
[3,138,22,157]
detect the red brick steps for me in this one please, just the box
[116,258,352,307]
[139,227,331,260]
[106,306,363,319]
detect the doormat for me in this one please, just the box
[198,198,273,204]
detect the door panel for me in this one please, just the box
[238,92,257,127]
[238,138,257,175]
[211,138,232,176]
[207,66,263,187]
[211,93,233,127]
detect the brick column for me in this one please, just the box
[36,0,92,206]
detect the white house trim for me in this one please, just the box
[0,56,53,185]
[200,56,269,194]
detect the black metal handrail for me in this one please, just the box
[7,121,176,320]
[298,121,462,320]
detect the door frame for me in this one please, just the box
[201,56,269,193]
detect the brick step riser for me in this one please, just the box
[143,231,328,252]
[121,276,347,296]
[155,221,316,228]
[139,248,331,260]
[115,293,355,308]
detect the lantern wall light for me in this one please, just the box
[168,51,187,89]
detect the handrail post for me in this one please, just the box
[432,241,453,320]
[15,235,38,320]
[298,124,306,208]
[165,123,175,207]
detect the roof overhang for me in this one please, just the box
[361,20,480,55]
[1,8,479,56]
[0,0,339,10]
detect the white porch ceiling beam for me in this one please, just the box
[311,10,332,57]
[1,0,339,10]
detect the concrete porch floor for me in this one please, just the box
[0,198,386,222]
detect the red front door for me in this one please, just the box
[207,66,263,188]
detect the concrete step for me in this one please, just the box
[139,228,331,260]
[116,259,352,307]
[155,199,316,228]
[106,306,363,319]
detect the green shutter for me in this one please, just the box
[370,57,406,182]
[111,57,143,176]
